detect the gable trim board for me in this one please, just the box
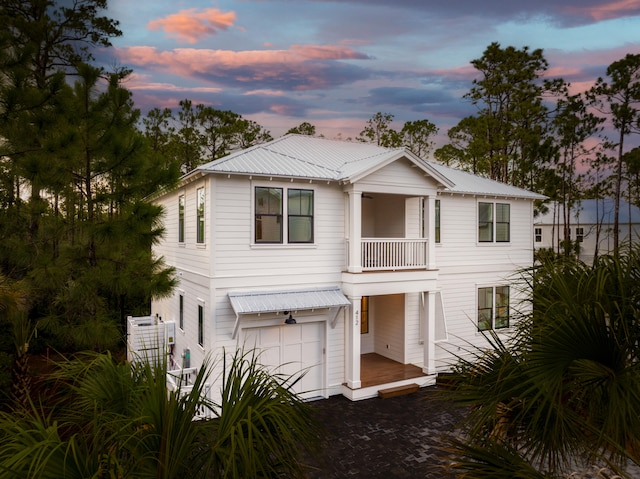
[229,286,351,339]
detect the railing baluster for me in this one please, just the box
[359,238,429,271]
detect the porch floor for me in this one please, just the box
[360,353,426,388]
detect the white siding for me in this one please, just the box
[436,195,533,271]
[372,294,404,362]
[212,177,345,286]
[404,292,423,366]
[433,194,533,371]
[358,159,440,195]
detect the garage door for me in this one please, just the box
[244,322,324,399]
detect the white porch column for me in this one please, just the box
[426,194,437,270]
[423,291,437,375]
[345,296,362,389]
[347,190,362,273]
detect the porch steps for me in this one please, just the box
[378,382,419,399]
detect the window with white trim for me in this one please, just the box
[288,189,314,243]
[478,285,509,331]
[435,199,441,244]
[479,202,510,242]
[197,304,204,347]
[196,187,205,244]
[534,227,542,243]
[178,194,185,243]
[179,294,184,331]
[576,227,584,242]
[255,187,314,244]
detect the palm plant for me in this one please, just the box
[0,274,32,411]
[442,248,640,478]
[0,347,319,478]
[204,348,320,478]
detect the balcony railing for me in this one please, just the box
[358,238,429,271]
[167,366,214,420]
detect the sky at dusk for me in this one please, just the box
[100,0,640,145]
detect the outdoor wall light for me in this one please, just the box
[283,311,297,324]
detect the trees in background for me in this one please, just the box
[435,43,639,260]
[357,112,439,157]
[287,121,317,136]
[590,54,640,253]
[0,0,176,357]
[142,100,273,175]
[548,89,604,255]
[436,43,553,189]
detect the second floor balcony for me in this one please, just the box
[344,191,437,273]
[347,238,430,271]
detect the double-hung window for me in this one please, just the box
[178,194,185,243]
[576,227,584,242]
[255,187,314,244]
[534,227,542,243]
[255,187,283,243]
[179,294,184,330]
[479,202,510,242]
[288,189,314,243]
[478,285,510,331]
[196,187,205,244]
[435,199,441,244]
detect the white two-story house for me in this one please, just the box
[149,134,544,400]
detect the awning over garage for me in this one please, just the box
[229,287,351,314]
[229,287,351,338]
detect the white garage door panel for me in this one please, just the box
[299,322,323,395]
[246,322,324,399]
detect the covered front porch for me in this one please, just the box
[343,353,435,401]
[340,290,444,401]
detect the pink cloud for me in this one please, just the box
[562,0,640,22]
[147,8,236,44]
[119,45,367,70]
[115,44,370,91]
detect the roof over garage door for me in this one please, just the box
[229,287,350,314]
[229,287,351,338]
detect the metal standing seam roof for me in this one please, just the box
[228,287,351,315]
[426,161,547,200]
[191,134,545,200]
[197,134,403,182]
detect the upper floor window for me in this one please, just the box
[478,285,509,331]
[178,195,185,243]
[479,202,510,243]
[255,187,314,244]
[534,227,542,243]
[435,199,441,244]
[196,187,205,244]
[576,227,584,242]
[288,189,314,243]
[255,187,283,243]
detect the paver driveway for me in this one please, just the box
[303,386,465,478]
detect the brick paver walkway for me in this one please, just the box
[304,386,465,478]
